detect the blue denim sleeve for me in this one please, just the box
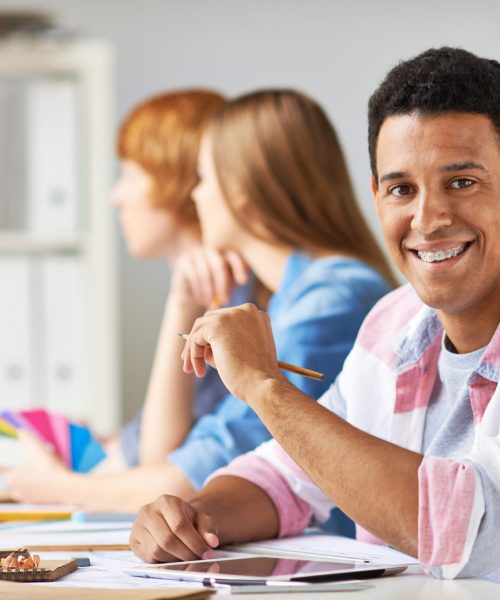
[169,259,389,491]
[168,395,271,490]
[120,410,142,467]
[167,299,342,490]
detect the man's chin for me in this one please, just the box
[411,282,469,314]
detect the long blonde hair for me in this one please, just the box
[209,89,397,287]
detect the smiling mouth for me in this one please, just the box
[415,243,470,263]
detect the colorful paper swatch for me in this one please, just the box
[0,408,106,472]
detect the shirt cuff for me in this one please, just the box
[209,453,312,537]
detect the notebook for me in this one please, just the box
[0,558,77,582]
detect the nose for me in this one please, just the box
[411,190,453,235]
[110,181,123,208]
[191,180,201,205]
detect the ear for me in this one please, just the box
[231,190,252,213]
[371,175,381,216]
[370,175,378,200]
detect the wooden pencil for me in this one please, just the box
[178,334,324,381]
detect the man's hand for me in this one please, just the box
[130,495,219,563]
[181,303,287,403]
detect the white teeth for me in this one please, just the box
[417,246,466,263]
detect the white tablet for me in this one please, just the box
[127,555,407,586]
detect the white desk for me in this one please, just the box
[28,553,499,599]
[225,567,499,599]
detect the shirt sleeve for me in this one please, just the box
[208,382,346,536]
[119,410,142,467]
[172,259,386,494]
[168,393,272,490]
[419,457,500,580]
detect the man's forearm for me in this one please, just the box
[248,378,422,556]
[192,476,279,545]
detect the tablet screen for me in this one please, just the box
[134,555,401,583]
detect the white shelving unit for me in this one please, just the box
[0,38,119,435]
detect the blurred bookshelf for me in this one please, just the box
[0,31,119,435]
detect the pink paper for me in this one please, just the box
[19,408,58,450]
[48,412,71,466]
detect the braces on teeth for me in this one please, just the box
[417,247,465,262]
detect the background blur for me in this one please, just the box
[1,0,498,423]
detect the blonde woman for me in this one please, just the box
[7,90,394,519]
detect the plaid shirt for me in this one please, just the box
[211,284,500,580]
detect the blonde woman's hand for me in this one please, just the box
[170,246,248,310]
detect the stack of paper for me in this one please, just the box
[0,408,105,472]
[0,518,132,550]
[227,531,419,565]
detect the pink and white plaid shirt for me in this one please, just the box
[210,284,500,579]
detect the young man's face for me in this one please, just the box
[373,112,500,319]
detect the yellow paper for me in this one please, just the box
[0,419,18,438]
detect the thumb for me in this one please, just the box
[196,511,219,549]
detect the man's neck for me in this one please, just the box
[438,305,499,354]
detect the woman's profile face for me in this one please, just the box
[110,160,177,258]
[192,135,242,250]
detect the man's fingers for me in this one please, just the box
[130,522,176,563]
[203,346,215,369]
[132,498,215,563]
[183,315,213,377]
[196,511,219,548]
[159,503,215,559]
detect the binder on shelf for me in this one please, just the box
[0,258,33,411]
[26,78,80,235]
[41,256,89,420]
[0,79,27,231]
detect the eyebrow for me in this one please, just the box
[439,161,486,172]
[379,171,408,184]
[379,161,486,184]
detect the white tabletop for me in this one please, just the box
[31,552,499,599]
[221,566,499,599]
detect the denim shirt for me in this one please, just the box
[168,253,390,490]
[119,280,252,467]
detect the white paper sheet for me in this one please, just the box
[0,526,131,548]
[226,531,418,565]
[34,550,243,589]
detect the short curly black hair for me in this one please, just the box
[368,47,500,183]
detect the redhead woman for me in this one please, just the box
[4,89,250,503]
[6,90,395,517]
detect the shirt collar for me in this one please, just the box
[391,292,500,383]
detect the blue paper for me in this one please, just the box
[76,437,106,473]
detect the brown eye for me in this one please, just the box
[450,178,474,189]
[389,184,412,197]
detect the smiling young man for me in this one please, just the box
[130,48,500,581]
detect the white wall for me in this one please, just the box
[1,0,498,421]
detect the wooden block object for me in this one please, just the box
[0,559,77,582]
